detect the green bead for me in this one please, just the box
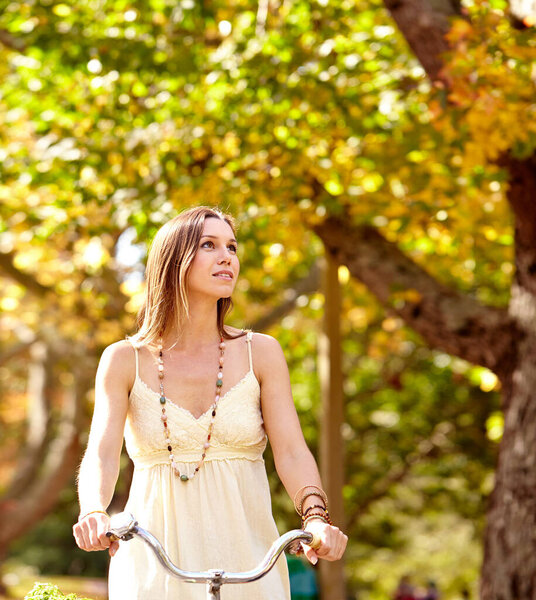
[216,380,223,387]
[180,474,189,482]
[160,395,166,404]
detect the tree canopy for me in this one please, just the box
[1,0,535,598]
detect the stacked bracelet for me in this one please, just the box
[303,504,327,517]
[294,485,329,516]
[303,513,331,528]
[294,484,335,539]
[301,506,333,528]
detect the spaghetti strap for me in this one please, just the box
[126,338,140,380]
[245,330,254,372]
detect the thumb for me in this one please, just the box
[301,543,318,565]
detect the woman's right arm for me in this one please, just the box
[72,341,133,557]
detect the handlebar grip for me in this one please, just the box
[309,532,322,550]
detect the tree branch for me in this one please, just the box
[346,430,442,530]
[0,29,26,52]
[251,262,321,332]
[314,216,519,376]
[0,365,89,549]
[0,252,52,297]
[0,338,36,366]
[498,153,536,298]
[382,0,464,83]
[0,248,130,321]
[2,342,53,502]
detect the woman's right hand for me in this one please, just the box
[72,511,119,557]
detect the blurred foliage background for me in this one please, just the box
[1,0,534,597]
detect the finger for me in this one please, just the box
[109,540,119,557]
[98,531,111,548]
[72,524,84,550]
[325,527,344,560]
[75,520,105,552]
[333,532,348,560]
[77,522,93,550]
[86,517,109,550]
[89,528,104,550]
[301,543,319,565]
[327,533,341,560]
[79,520,104,551]
[314,539,330,558]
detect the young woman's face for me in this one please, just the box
[187,217,240,300]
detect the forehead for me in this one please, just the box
[201,217,236,239]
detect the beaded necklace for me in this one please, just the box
[157,336,225,482]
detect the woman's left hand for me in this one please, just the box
[301,519,348,565]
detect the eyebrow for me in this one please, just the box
[201,234,238,244]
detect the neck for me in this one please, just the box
[162,299,221,351]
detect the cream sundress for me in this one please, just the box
[108,331,291,600]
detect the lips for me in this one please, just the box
[212,270,233,279]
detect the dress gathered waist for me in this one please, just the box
[131,447,265,469]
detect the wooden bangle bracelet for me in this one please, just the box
[294,485,328,514]
[298,492,328,516]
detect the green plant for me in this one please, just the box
[24,582,92,600]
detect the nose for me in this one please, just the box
[217,246,232,264]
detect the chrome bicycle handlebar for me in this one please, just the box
[107,511,316,599]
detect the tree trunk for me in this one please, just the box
[318,255,347,600]
[0,363,89,553]
[481,329,536,600]
[382,0,462,83]
[312,151,536,599]
[480,156,536,600]
[2,342,53,502]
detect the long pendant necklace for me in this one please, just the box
[157,336,225,482]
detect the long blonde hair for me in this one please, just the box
[130,206,240,347]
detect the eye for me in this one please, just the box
[201,240,215,249]
[228,244,237,253]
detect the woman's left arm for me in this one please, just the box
[254,334,348,565]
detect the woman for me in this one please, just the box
[73,206,347,599]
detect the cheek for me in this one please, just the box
[187,254,209,284]
[191,252,209,270]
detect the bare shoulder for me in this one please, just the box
[97,339,136,392]
[249,332,286,370]
[100,339,136,367]
[250,331,283,351]
[249,333,292,400]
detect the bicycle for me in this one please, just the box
[107,511,320,600]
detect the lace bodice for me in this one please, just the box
[124,333,267,466]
